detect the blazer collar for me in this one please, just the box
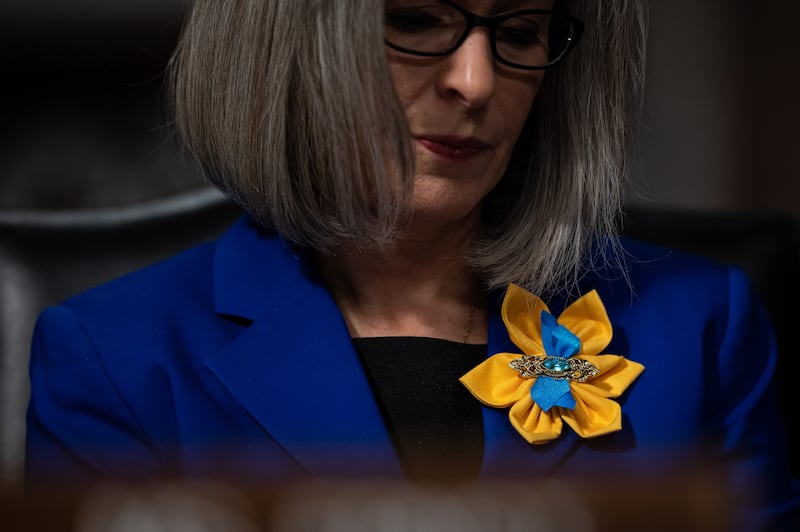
[213,217,306,321]
[207,217,402,477]
[207,217,584,479]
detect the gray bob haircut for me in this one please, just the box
[171,0,647,296]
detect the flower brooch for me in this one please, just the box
[460,284,645,444]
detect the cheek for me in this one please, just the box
[387,61,424,110]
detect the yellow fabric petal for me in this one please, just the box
[509,395,564,444]
[558,290,612,356]
[460,285,646,445]
[459,353,530,408]
[579,355,646,398]
[570,381,615,399]
[561,384,622,438]
[501,284,549,355]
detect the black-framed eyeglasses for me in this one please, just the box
[384,0,585,70]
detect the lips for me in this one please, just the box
[415,135,490,161]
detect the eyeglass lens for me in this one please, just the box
[385,1,577,69]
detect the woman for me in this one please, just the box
[27,0,796,526]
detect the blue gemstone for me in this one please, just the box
[542,357,570,372]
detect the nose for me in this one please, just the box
[436,29,496,109]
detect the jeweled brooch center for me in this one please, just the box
[510,355,599,382]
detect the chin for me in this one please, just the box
[406,200,483,237]
[410,177,491,226]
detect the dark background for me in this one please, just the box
[1,0,798,214]
[0,0,197,210]
[630,0,800,215]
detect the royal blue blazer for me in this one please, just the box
[26,217,797,519]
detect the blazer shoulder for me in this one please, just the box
[44,217,298,363]
[619,237,730,277]
[58,216,279,320]
[613,237,744,300]
[62,239,219,319]
[588,238,765,359]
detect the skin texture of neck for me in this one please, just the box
[317,210,488,344]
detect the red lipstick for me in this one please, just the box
[415,135,489,161]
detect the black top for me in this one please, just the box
[352,337,487,483]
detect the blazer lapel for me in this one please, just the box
[205,218,402,477]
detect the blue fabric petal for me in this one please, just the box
[540,311,559,357]
[552,325,581,358]
[530,376,576,412]
[540,310,580,359]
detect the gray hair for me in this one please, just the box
[171,0,647,295]
[171,0,413,249]
[475,0,648,294]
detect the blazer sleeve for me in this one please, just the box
[716,268,799,528]
[26,306,164,483]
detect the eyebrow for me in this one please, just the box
[492,0,553,13]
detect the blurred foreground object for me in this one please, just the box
[4,472,731,531]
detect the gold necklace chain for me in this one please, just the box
[462,294,477,344]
